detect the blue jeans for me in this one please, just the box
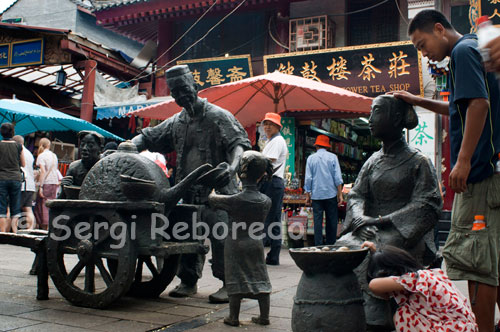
[0,180,22,217]
[312,197,338,246]
[261,176,284,263]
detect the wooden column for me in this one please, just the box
[80,60,97,123]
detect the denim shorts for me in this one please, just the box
[0,180,22,217]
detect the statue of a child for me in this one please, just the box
[208,151,273,326]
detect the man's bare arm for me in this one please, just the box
[388,91,449,115]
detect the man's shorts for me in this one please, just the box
[443,173,500,286]
[20,191,35,208]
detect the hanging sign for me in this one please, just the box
[281,117,295,177]
[264,41,423,98]
[9,38,44,67]
[177,54,253,89]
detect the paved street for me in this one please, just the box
[0,244,496,332]
[0,244,300,332]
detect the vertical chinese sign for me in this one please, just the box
[409,112,436,165]
[177,54,253,89]
[264,41,423,98]
[281,117,295,177]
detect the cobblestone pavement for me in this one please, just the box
[0,244,300,332]
[0,244,496,332]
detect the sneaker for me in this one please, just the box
[168,283,197,297]
[208,286,229,303]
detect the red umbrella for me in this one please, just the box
[127,71,372,127]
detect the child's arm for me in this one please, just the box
[369,277,405,299]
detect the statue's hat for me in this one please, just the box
[166,65,191,80]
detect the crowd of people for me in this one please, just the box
[0,124,59,233]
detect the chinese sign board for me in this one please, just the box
[281,117,295,176]
[0,44,8,68]
[264,41,423,98]
[409,111,436,166]
[177,54,253,89]
[0,39,44,68]
[480,0,500,26]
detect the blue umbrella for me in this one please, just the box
[0,99,124,141]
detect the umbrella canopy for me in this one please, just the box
[0,99,124,141]
[127,71,373,127]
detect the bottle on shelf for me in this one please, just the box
[477,15,500,78]
[472,215,486,231]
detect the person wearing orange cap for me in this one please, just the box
[260,112,288,265]
[304,134,344,246]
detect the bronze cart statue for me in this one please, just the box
[45,141,211,308]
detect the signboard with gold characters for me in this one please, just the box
[177,54,252,89]
[470,0,500,27]
[264,41,423,98]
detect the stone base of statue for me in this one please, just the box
[289,245,368,332]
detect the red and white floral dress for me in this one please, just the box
[391,269,478,332]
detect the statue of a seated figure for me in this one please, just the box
[336,95,442,331]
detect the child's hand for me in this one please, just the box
[361,241,376,252]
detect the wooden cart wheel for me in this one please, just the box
[107,254,180,298]
[47,211,136,309]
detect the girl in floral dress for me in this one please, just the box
[363,241,478,332]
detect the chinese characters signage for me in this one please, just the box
[480,0,500,25]
[281,117,295,176]
[0,44,9,68]
[264,41,423,98]
[10,39,44,67]
[409,111,436,166]
[177,54,253,89]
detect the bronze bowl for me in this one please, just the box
[63,185,81,199]
[289,245,369,276]
[120,174,157,201]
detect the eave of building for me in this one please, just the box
[94,0,294,43]
[0,23,143,101]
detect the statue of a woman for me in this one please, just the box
[208,151,273,327]
[337,95,442,330]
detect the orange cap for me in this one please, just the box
[314,135,331,148]
[262,112,282,128]
[474,215,485,220]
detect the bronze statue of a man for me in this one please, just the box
[59,131,103,197]
[337,95,442,330]
[131,65,251,303]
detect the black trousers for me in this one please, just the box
[261,176,285,263]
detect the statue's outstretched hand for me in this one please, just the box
[214,162,232,189]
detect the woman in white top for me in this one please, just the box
[34,138,59,230]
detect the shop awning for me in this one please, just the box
[127,71,372,127]
[0,98,124,140]
[95,96,173,120]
